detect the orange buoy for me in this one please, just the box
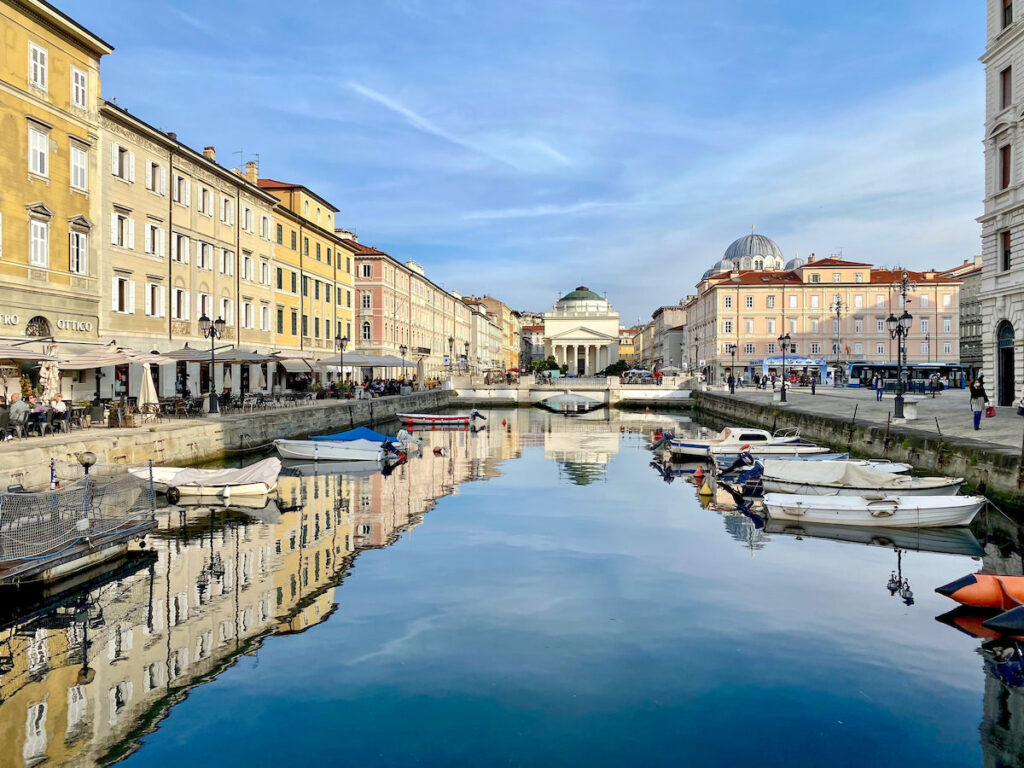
[936,573,1024,610]
[694,465,705,481]
[645,406,650,414]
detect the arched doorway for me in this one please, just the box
[998,321,1015,406]
[25,316,51,337]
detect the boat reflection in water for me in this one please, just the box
[0,407,684,767]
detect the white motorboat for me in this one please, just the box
[274,426,408,462]
[762,493,985,527]
[707,443,832,459]
[760,460,962,496]
[129,457,280,504]
[398,410,486,427]
[668,427,803,459]
[763,520,985,557]
[274,438,384,462]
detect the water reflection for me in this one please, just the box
[0,407,678,767]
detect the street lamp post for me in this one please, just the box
[778,332,793,403]
[448,336,454,374]
[725,343,737,393]
[831,296,844,387]
[888,270,917,420]
[198,314,226,415]
[335,333,349,396]
[463,340,470,372]
[887,310,913,419]
[399,343,408,381]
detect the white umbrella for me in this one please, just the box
[254,365,267,390]
[138,362,159,416]
[39,343,61,402]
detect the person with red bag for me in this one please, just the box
[969,375,990,431]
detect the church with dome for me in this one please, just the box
[543,286,620,375]
[701,232,793,280]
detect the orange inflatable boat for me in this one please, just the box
[936,573,1024,610]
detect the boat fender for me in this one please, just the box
[166,486,181,505]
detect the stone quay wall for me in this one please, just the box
[692,391,1024,509]
[2,390,454,491]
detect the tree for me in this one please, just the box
[533,356,560,373]
[599,360,629,377]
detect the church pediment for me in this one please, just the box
[547,326,618,341]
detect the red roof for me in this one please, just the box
[870,268,960,284]
[703,266,961,286]
[342,239,388,256]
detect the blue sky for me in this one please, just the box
[69,0,983,322]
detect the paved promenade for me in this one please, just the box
[719,384,1024,453]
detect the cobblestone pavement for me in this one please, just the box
[716,383,1024,452]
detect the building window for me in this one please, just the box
[314,317,320,338]
[221,249,235,275]
[786,294,795,309]
[242,302,253,329]
[810,319,819,333]
[942,293,953,307]
[809,295,819,309]
[241,253,253,280]
[744,295,753,308]
[745,319,754,334]
[876,293,885,307]
[361,263,372,278]
[1003,66,1014,110]
[920,318,929,333]
[172,288,189,320]
[144,282,164,317]
[290,311,297,336]
[276,308,284,334]
[920,294,929,308]
[362,321,371,340]
[221,298,234,325]
[325,284,332,303]
[743,343,755,355]
[111,212,133,248]
[198,187,211,215]
[1005,0,1014,29]
[276,267,283,290]
[301,315,308,337]
[854,273,863,283]
[854,294,863,309]
[260,305,270,331]
[346,290,351,308]
[112,276,135,314]
[221,197,234,224]
[28,126,48,176]
[315,242,321,261]
[70,145,88,191]
[854,319,863,333]
[290,230,296,250]
[809,273,820,283]
[173,175,189,204]
[346,257,351,273]
[877,342,886,355]
[766,295,776,309]
[1001,144,1012,190]
[943,318,952,333]
[854,342,863,355]
[722,320,733,334]
[68,231,87,274]
[290,271,297,293]
[920,341,929,355]
[766,319,776,335]
[326,248,332,266]
[302,276,308,297]
[876,319,885,333]
[261,216,270,239]
[943,341,953,355]
[766,343,776,354]
[361,292,371,309]
[261,261,270,286]
[810,343,821,354]
[173,234,189,263]
[1003,231,1012,271]
[723,295,732,309]
[276,223,283,244]
[832,272,841,283]
[146,161,165,194]
[314,280,320,301]
[29,43,47,89]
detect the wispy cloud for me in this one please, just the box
[166,6,215,36]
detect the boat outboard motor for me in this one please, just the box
[470,409,486,421]
[649,430,675,451]
[722,450,756,476]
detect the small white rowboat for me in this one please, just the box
[760,460,963,496]
[130,457,281,505]
[762,493,985,528]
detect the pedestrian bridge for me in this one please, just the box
[450,375,693,408]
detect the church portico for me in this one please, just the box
[543,287,620,376]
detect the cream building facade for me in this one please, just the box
[686,233,962,385]
[980,0,1024,404]
[543,287,620,375]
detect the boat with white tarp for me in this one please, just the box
[274,427,408,462]
[668,427,806,459]
[130,457,281,503]
[759,460,963,496]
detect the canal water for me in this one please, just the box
[0,407,1018,767]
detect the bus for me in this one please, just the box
[844,362,966,391]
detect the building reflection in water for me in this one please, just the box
[0,408,683,767]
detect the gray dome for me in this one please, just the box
[724,233,784,263]
[703,259,734,279]
[784,255,805,270]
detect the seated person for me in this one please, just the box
[51,392,67,413]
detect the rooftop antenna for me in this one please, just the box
[751,224,756,234]
[233,149,244,168]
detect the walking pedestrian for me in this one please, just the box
[874,374,884,402]
[727,373,735,394]
[969,375,990,431]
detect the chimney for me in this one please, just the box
[165,132,177,142]
[808,252,816,263]
[203,146,216,161]
[245,160,258,183]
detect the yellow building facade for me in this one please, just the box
[258,179,353,357]
[0,0,112,346]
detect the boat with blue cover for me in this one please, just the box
[274,426,408,462]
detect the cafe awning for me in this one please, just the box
[60,345,175,370]
[0,345,58,362]
[278,358,313,373]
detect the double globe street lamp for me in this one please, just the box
[334,333,349,395]
[886,310,913,419]
[198,314,226,415]
[778,332,795,403]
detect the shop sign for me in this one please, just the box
[0,314,93,333]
